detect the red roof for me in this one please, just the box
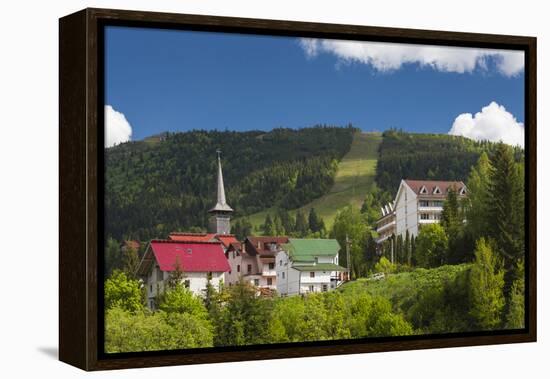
[150,240,230,273]
[168,232,216,242]
[216,234,239,248]
[404,179,466,196]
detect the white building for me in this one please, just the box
[376,179,467,244]
[275,238,346,296]
[225,237,288,292]
[136,240,230,309]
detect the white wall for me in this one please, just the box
[395,181,419,237]
[2,1,547,379]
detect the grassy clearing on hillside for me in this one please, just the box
[246,132,381,231]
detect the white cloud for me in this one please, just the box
[105,105,132,148]
[448,102,524,147]
[299,39,524,76]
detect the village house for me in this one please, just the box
[275,238,346,296]
[136,239,230,308]
[136,151,236,309]
[376,179,467,246]
[225,236,288,290]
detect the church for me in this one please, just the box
[136,152,237,307]
[136,151,346,308]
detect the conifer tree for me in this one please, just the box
[487,143,525,307]
[295,210,309,237]
[404,230,411,266]
[263,214,275,236]
[469,238,505,330]
[464,152,492,242]
[396,235,403,264]
[273,215,284,236]
[505,260,525,329]
[277,208,294,234]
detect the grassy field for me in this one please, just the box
[245,131,382,231]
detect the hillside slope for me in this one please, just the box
[247,132,381,230]
[105,126,355,241]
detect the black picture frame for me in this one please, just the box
[59,7,537,371]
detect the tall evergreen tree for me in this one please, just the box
[396,235,403,264]
[441,188,461,234]
[487,143,525,307]
[469,238,505,330]
[505,260,525,329]
[308,208,322,233]
[295,210,309,237]
[273,215,285,236]
[464,152,492,242]
[277,208,294,234]
[263,214,275,236]
[404,230,411,266]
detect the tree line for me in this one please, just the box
[376,142,525,330]
[104,271,412,353]
[105,125,355,242]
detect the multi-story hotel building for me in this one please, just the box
[376,179,467,245]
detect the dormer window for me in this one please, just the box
[419,186,428,194]
[459,187,467,195]
[433,186,441,194]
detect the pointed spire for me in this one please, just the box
[209,150,233,213]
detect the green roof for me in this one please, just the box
[283,238,341,263]
[293,263,347,272]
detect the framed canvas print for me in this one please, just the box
[59,8,537,371]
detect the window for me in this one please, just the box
[282,272,285,279]
[433,186,441,194]
[309,285,314,292]
[419,186,428,194]
[247,264,252,273]
[254,279,260,286]
[157,267,163,281]
[268,262,275,270]
[150,300,155,309]
[229,270,232,274]
[149,284,153,293]
[310,272,315,278]
[184,280,190,289]
[421,213,430,220]
[267,278,273,285]
[279,259,283,266]
[322,284,328,292]
[207,272,212,281]
[237,264,240,272]
[314,257,318,264]
[419,200,429,207]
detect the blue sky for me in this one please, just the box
[104,26,525,146]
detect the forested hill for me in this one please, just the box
[375,129,524,194]
[105,126,356,241]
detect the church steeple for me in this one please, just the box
[210,150,233,213]
[208,150,233,235]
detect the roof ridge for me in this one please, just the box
[169,232,210,236]
[151,239,222,245]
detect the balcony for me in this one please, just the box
[376,220,396,233]
[418,206,444,212]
